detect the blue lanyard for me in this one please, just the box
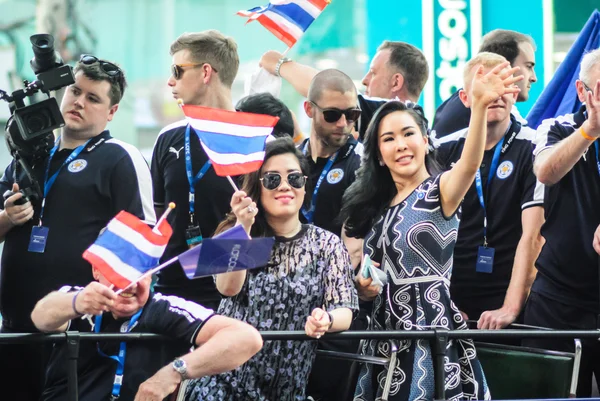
[301,141,338,223]
[40,139,91,224]
[185,124,212,215]
[94,308,143,399]
[474,136,506,247]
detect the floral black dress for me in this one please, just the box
[354,175,490,401]
[186,224,359,401]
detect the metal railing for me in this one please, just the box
[1,328,597,401]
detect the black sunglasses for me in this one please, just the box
[310,101,361,123]
[171,62,218,80]
[260,172,307,190]
[79,55,124,90]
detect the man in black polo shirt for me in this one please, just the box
[152,30,238,309]
[258,40,429,140]
[527,48,600,397]
[433,29,537,138]
[299,69,362,236]
[435,52,545,331]
[0,57,154,400]
[31,269,262,400]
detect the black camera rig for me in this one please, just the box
[0,34,75,205]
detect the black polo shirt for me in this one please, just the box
[42,288,214,401]
[0,131,155,331]
[299,136,362,237]
[435,116,544,314]
[357,94,387,141]
[432,89,529,138]
[151,120,234,307]
[531,105,600,311]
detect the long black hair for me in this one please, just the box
[214,137,310,237]
[339,100,439,239]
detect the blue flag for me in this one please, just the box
[178,225,275,279]
[527,9,600,129]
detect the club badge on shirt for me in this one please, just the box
[326,168,344,184]
[496,161,514,179]
[68,159,88,173]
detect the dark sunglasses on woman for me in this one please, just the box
[260,172,307,190]
[310,101,362,124]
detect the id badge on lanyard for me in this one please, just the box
[28,139,90,253]
[185,125,211,248]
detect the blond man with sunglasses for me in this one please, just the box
[151,30,240,309]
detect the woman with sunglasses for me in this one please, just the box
[339,61,523,400]
[186,137,358,401]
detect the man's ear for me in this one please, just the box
[391,73,404,93]
[575,80,588,103]
[107,104,119,122]
[304,100,315,118]
[458,89,471,108]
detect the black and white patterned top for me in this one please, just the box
[186,224,359,401]
[355,174,490,401]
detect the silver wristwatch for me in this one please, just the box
[275,57,292,77]
[172,358,189,380]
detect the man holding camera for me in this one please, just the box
[0,56,154,399]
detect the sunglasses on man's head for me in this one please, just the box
[171,62,218,80]
[79,55,124,90]
[260,172,307,190]
[310,101,362,124]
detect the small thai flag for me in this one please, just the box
[237,0,330,47]
[82,211,173,290]
[182,104,279,177]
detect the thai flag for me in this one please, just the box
[82,211,173,290]
[182,104,279,177]
[237,0,330,47]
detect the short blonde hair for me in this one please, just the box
[170,30,239,88]
[463,52,507,89]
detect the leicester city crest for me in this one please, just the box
[68,159,87,173]
[496,161,513,179]
[326,168,344,184]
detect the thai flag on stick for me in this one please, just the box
[237,0,331,48]
[181,104,279,177]
[83,209,173,290]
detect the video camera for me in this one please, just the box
[0,34,75,205]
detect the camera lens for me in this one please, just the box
[24,111,52,134]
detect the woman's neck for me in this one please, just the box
[266,216,302,238]
[391,168,430,205]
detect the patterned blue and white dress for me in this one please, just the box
[354,175,490,401]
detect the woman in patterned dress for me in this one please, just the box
[186,137,359,401]
[339,57,523,401]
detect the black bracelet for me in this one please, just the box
[327,311,334,330]
[72,290,83,316]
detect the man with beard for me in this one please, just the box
[260,41,428,141]
[297,69,363,401]
[299,69,362,236]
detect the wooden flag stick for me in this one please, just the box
[281,46,291,57]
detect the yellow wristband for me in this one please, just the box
[580,126,596,141]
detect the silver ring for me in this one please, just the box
[247,206,256,213]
